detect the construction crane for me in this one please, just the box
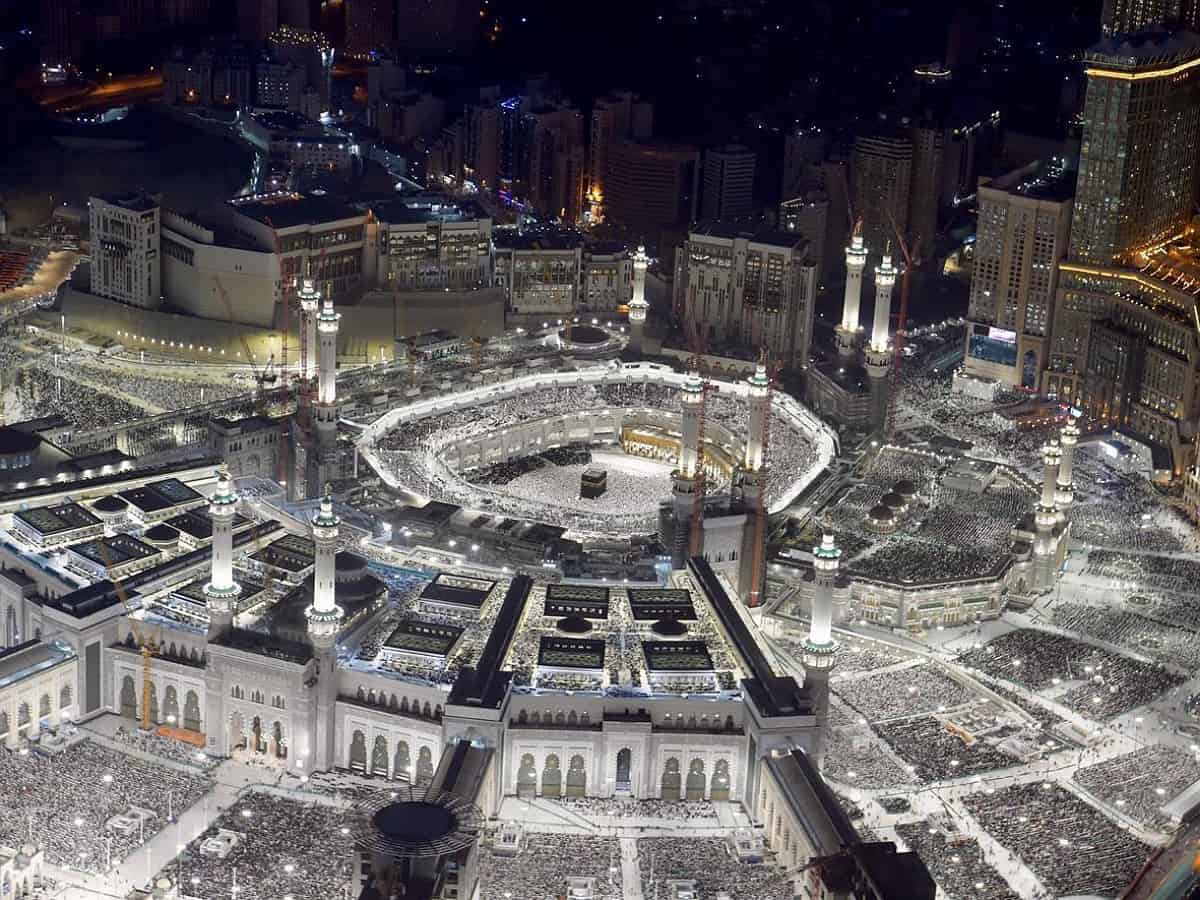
[884,213,920,440]
[96,541,158,731]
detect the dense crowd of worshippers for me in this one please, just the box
[894,821,1021,900]
[369,379,820,536]
[962,782,1150,898]
[164,792,353,900]
[1073,745,1200,828]
[958,629,1184,719]
[479,833,622,900]
[0,738,210,875]
[636,837,793,900]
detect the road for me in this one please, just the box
[38,74,164,114]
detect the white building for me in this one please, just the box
[161,210,280,328]
[239,110,357,175]
[701,144,756,221]
[89,193,161,309]
[960,159,1074,392]
[674,224,817,367]
[579,242,632,314]
[373,195,493,290]
[492,228,583,319]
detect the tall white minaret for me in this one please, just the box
[297,279,321,383]
[1056,409,1080,511]
[836,235,868,357]
[671,371,706,569]
[870,254,896,353]
[802,534,840,768]
[204,466,241,638]
[1034,439,1063,589]
[865,255,897,434]
[628,245,649,356]
[737,357,771,607]
[312,295,341,495]
[306,493,343,771]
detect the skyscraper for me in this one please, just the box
[1101,0,1200,34]
[1069,30,1200,266]
[345,0,394,53]
[852,130,912,256]
[604,140,700,238]
[587,91,653,222]
[701,145,757,221]
[961,161,1074,391]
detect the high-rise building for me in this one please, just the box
[587,91,653,220]
[236,0,278,42]
[1069,30,1200,265]
[41,0,83,66]
[907,121,944,249]
[701,145,757,221]
[394,0,478,51]
[491,228,583,318]
[1101,0,1200,34]
[526,106,586,223]
[1045,30,1200,471]
[852,131,912,256]
[605,140,700,238]
[781,124,829,199]
[778,185,830,282]
[372,195,493,290]
[461,94,501,192]
[88,194,161,310]
[345,0,394,53]
[960,161,1074,391]
[675,224,817,366]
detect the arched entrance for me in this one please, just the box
[250,716,264,753]
[541,754,562,798]
[119,676,137,719]
[372,736,389,775]
[566,755,586,797]
[661,758,681,801]
[686,759,706,801]
[163,686,179,724]
[349,731,367,772]
[616,748,632,792]
[517,753,537,797]
[184,691,201,732]
[147,682,159,724]
[60,684,72,712]
[394,741,411,780]
[229,711,246,752]
[416,746,434,783]
[711,759,731,801]
[271,721,287,759]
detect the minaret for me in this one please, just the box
[305,493,343,771]
[1056,408,1080,511]
[671,371,705,569]
[836,235,868,357]
[628,245,649,356]
[313,295,341,494]
[1034,439,1062,589]
[864,255,896,434]
[802,534,840,768]
[297,279,321,383]
[738,357,770,606]
[203,466,241,639]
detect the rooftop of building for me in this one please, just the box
[371,196,489,226]
[14,502,101,536]
[228,192,364,229]
[981,158,1075,203]
[492,226,584,252]
[0,639,76,690]
[93,192,159,213]
[1085,25,1200,67]
[688,221,807,250]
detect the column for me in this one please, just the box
[628,245,649,356]
[297,279,321,383]
[802,534,840,768]
[204,466,241,639]
[1056,409,1079,510]
[306,494,343,772]
[836,235,868,357]
[870,255,896,353]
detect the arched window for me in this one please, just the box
[660,758,681,800]
[372,735,389,776]
[541,754,562,798]
[566,755,587,797]
[60,684,72,709]
[184,690,201,732]
[39,694,51,718]
[416,746,434,783]
[394,741,411,780]
[686,759,707,801]
[348,731,367,772]
[517,753,537,797]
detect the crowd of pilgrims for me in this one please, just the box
[113,724,220,771]
[894,821,1021,900]
[479,833,622,900]
[550,796,719,821]
[369,378,820,534]
[833,663,978,724]
[961,782,1150,898]
[466,445,592,486]
[1072,745,1200,828]
[163,792,353,900]
[0,738,211,874]
[636,837,793,900]
[1051,600,1200,671]
[1,337,244,431]
[957,629,1184,720]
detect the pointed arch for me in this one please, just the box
[517,753,537,797]
[541,754,562,798]
[184,690,201,732]
[660,757,681,800]
[348,730,368,772]
[566,754,587,797]
[416,746,434,783]
[120,675,137,719]
[372,735,389,776]
[393,741,411,780]
[686,759,707,801]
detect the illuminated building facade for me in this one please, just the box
[1101,0,1200,34]
[961,161,1074,391]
